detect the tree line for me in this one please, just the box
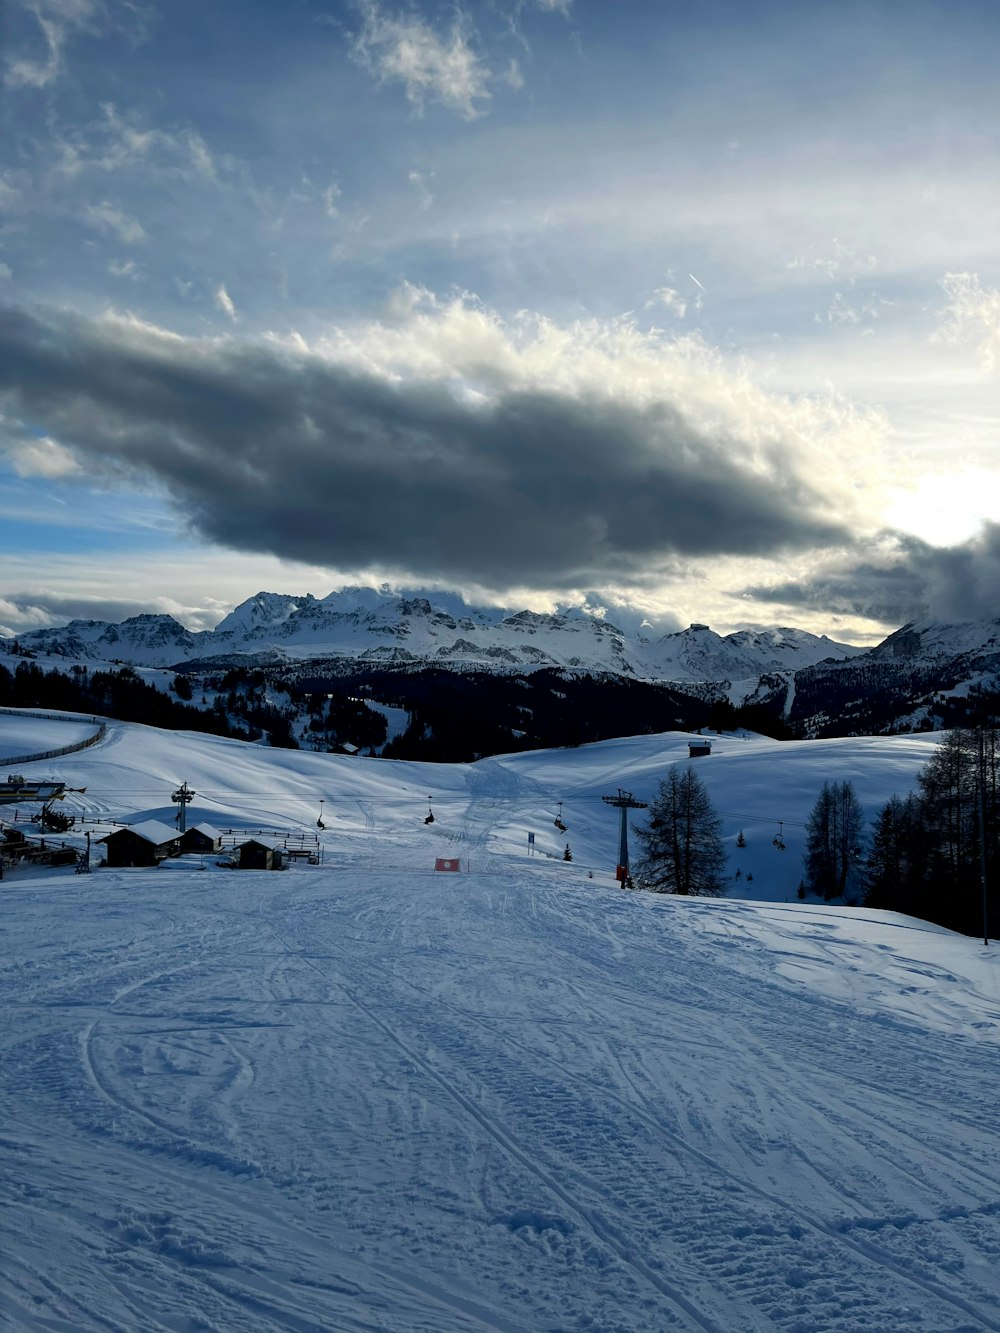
[863,727,997,937]
[629,726,997,940]
[0,660,254,742]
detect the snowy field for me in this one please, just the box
[2,712,1000,1332]
[0,710,99,762]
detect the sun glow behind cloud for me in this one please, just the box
[884,471,1000,549]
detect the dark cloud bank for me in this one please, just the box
[743,527,1000,625]
[0,304,847,590]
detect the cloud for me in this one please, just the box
[741,525,1000,625]
[84,201,147,245]
[52,103,222,185]
[787,238,878,283]
[353,2,491,119]
[408,170,434,210]
[4,0,97,89]
[819,291,886,328]
[0,591,206,634]
[215,284,237,321]
[936,272,1000,372]
[648,286,703,320]
[3,432,80,478]
[0,175,22,210]
[323,181,342,219]
[0,301,870,594]
[108,258,143,281]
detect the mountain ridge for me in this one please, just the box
[4,587,862,684]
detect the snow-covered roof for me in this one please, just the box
[238,835,283,851]
[187,822,222,839]
[104,818,180,846]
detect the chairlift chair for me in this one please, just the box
[772,820,786,851]
[316,798,326,830]
[424,799,435,826]
[553,800,567,833]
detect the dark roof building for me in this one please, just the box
[100,819,182,868]
[236,837,284,871]
[180,822,223,854]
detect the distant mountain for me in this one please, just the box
[5,588,861,685]
[7,598,1000,750]
[771,615,1000,736]
[8,613,201,665]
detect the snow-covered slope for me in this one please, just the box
[866,614,1000,666]
[8,587,861,681]
[2,711,999,1332]
[638,622,857,681]
[10,612,202,664]
[778,614,1000,736]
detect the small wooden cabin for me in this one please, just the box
[688,738,712,758]
[180,822,223,854]
[237,837,284,871]
[101,819,182,868]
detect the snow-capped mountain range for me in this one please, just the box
[5,587,863,683]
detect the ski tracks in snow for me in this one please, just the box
[5,866,1000,1331]
[273,881,1000,1331]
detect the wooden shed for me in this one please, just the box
[688,738,712,758]
[101,819,182,868]
[180,822,223,854]
[237,837,284,871]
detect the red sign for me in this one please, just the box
[435,858,461,872]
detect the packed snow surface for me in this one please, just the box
[0,712,97,761]
[3,713,1000,1332]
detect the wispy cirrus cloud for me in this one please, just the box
[215,284,237,322]
[52,103,222,185]
[353,1,492,119]
[108,258,143,281]
[4,0,98,89]
[84,200,147,244]
[936,272,1000,372]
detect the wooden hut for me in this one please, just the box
[180,822,222,854]
[688,738,712,758]
[100,819,182,868]
[236,836,284,871]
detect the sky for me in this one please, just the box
[1,0,999,642]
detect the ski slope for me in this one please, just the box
[2,712,1000,1332]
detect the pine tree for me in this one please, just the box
[633,766,727,896]
[803,780,865,901]
[864,793,923,913]
[563,843,573,862]
[911,727,998,933]
[736,829,746,848]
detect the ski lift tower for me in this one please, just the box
[601,789,647,887]
[171,780,196,833]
